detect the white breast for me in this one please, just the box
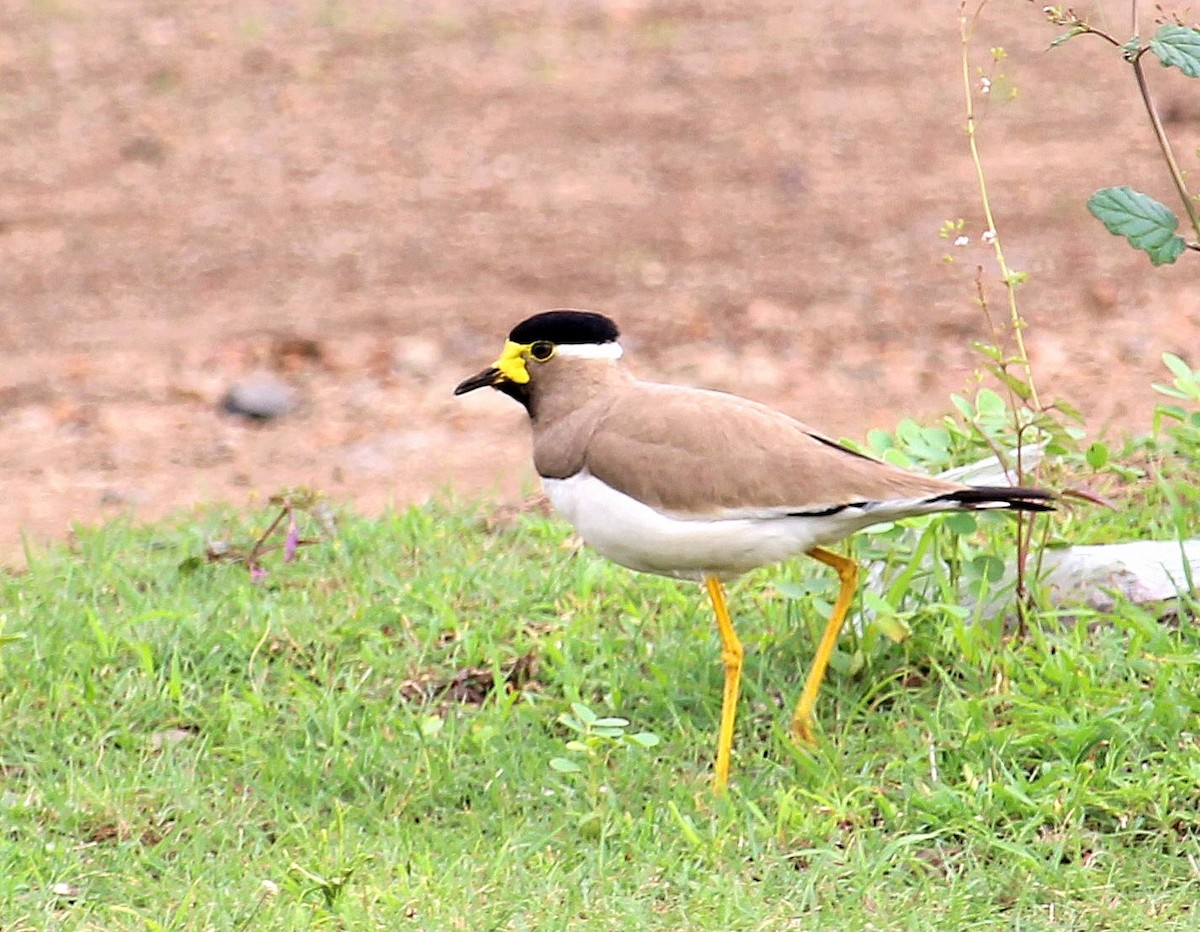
[542,470,865,580]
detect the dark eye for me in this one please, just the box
[529,341,555,362]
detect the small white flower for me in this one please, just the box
[979,77,992,95]
[260,880,280,897]
[981,229,997,243]
[954,235,970,247]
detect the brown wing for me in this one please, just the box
[580,381,962,517]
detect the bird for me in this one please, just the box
[454,309,1054,791]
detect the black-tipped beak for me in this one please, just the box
[454,367,504,395]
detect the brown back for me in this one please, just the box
[532,375,962,517]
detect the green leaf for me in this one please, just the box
[591,716,629,729]
[570,702,596,725]
[627,732,661,748]
[1050,397,1085,424]
[1155,403,1188,423]
[866,428,894,454]
[1085,442,1109,469]
[1162,352,1196,383]
[943,512,978,535]
[868,614,910,644]
[975,388,1008,418]
[576,812,603,839]
[419,716,444,738]
[1153,355,1200,400]
[919,426,952,451]
[1086,186,1186,265]
[969,554,1006,584]
[177,555,204,574]
[971,341,1005,363]
[668,801,705,847]
[985,365,1034,402]
[549,757,582,773]
[1049,26,1087,49]
[881,448,912,469]
[1150,24,1200,77]
[774,580,813,600]
[949,394,972,417]
[895,419,923,446]
[1152,383,1191,400]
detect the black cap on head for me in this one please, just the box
[508,310,619,346]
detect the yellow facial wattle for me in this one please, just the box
[494,340,533,384]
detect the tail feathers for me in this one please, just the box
[930,485,1056,514]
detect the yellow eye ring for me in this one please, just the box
[529,341,556,362]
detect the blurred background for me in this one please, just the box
[1,0,1196,564]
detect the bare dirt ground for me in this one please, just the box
[2,1,1197,568]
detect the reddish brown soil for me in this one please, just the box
[2,1,1197,567]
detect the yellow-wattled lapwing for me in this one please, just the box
[455,310,1053,790]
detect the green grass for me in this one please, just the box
[1,454,1198,928]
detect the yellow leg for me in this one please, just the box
[705,575,742,792]
[791,547,859,744]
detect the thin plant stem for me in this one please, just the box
[1131,0,1200,238]
[960,1,1046,629]
[248,506,290,566]
[959,3,1042,414]
[1131,57,1200,239]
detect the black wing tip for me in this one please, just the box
[934,486,1057,513]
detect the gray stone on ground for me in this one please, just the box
[221,372,296,421]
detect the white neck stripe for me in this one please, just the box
[554,342,624,360]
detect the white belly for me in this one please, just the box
[542,471,835,580]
